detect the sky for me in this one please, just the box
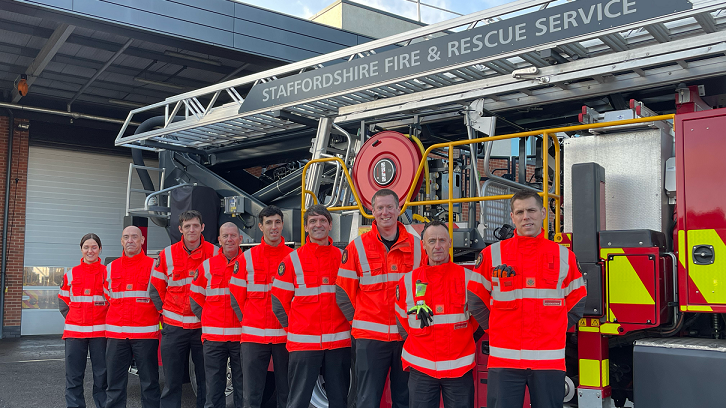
[236,0,515,25]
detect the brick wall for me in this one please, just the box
[0,116,30,338]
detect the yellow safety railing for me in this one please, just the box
[301,114,675,244]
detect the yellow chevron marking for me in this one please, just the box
[600,323,621,335]
[687,229,726,305]
[686,305,714,312]
[602,248,655,305]
[601,359,610,387]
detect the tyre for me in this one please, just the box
[309,369,356,408]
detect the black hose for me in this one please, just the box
[132,116,170,193]
[0,109,14,339]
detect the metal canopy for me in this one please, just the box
[116,0,726,150]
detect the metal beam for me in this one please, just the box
[12,23,75,102]
[67,38,134,110]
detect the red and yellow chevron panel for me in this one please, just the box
[677,229,726,313]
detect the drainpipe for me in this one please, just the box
[0,109,14,339]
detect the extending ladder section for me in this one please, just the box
[116,0,726,151]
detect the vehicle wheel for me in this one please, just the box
[309,369,355,408]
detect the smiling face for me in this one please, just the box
[372,193,400,231]
[510,196,546,237]
[218,223,241,258]
[81,239,101,264]
[259,214,283,246]
[304,213,332,244]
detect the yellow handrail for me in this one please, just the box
[300,114,675,245]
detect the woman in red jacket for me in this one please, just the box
[58,233,109,408]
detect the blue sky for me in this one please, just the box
[237,0,514,24]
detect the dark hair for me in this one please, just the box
[371,188,399,208]
[80,233,102,249]
[179,210,203,226]
[510,190,544,211]
[304,204,332,225]
[258,205,284,223]
[421,219,448,238]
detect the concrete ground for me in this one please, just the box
[0,335,199,408]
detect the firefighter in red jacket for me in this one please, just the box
[336,189,424,408]
[190,222,244,408]
[271,205,351,408]
[468,191,587,408]
[59,233,108,408]
[150,210,217,408]
[395,220,480,408]
[229,205,293,408]
[105,226,162,408]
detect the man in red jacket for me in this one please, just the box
[105,226,162,408]
[271,205,351,408]
[229,205,293,408]
[336,189,424,408]
[190,222,244,408]
[468,191,586,408]
[150,210,217,408]
[396,220,479,408]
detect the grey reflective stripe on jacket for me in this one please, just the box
[402,348,475,372]
[106,261,151,299]
[244,250,272,292]
[165,246,174,277]
[488,346,565,361]
[354,234,422,286]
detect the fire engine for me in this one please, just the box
[115,0,726,406]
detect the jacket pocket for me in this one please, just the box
[360,262,385,292]
[294,276,319,303]
[491,275,520,310]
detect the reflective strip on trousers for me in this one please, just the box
[402,348,475,372]
[202,326,243,336]
[241,326,287,337]
[287,331,350,343]
[337,268,358,280]
[294,285,336,297]
[352,320,398,334]
[163,310,200,324]
[408,312,469,328]
[69,295,106,303]
[64,324,106,332]
[489,346,565,361]
[106,324,160,334]
[107,291,150,299]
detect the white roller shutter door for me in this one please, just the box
[22,147,171,335]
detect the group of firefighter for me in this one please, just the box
[59,188,586,408]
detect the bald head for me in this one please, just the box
[121,226,145,257]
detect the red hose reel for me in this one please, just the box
[352,131,424,211]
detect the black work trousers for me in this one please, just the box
[160,325,205,408]
[203,340,243,408]
[65,337,107,408]
[355,339,408,408]
[240,342,288,408]
[287,348,351,408]
[106,338,160,408]
[486,368,565,408]
[408,369,474,408]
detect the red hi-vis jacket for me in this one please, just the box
[58,259,108,339]
[336,222,424,342]
[104,251,161,339]
[229,238,293,344]
[190,250,243,343]
[395,261,478,379]
[150,238,216,329]
[467,231,587,371]
[271,237,350,352]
